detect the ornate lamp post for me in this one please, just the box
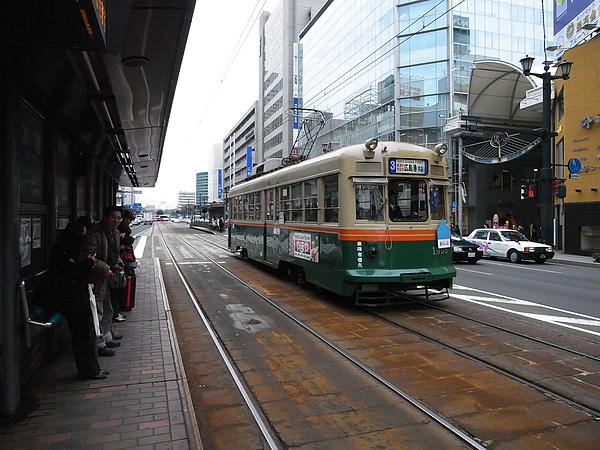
[519,56,573,244]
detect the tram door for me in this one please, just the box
[265,189,275,262]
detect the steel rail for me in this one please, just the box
[171,227,487,450]
[157,228,282,450]
[366,309,600,419]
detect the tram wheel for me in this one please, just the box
[296,268,307,285]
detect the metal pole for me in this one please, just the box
[540,72,553,245]
[458,136,464,234]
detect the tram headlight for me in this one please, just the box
[434,143,448,156]
[365,138,379,151]
[367,246,378,258]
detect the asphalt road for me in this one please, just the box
[452,258,600,337]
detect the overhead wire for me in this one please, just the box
[199,0,268,122]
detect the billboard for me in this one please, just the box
[554,0,599,56]
[246,147,253,178]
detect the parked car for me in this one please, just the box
[451,233,483,264]
[465,228,554,263]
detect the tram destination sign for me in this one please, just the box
[388,158,428,175]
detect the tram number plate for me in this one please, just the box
[389,158,428,175]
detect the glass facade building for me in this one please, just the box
[299,0,552,153]
[196,172,208,207]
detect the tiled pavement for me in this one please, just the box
[0,250,202,449]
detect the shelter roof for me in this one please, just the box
[468,60,541,128]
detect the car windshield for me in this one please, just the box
[499,230,528,241]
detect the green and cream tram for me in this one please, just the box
[228,139,456,305]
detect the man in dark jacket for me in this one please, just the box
[85,206,123,356]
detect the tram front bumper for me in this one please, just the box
[344,267,455,284]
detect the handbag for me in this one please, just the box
[109,269,128,289]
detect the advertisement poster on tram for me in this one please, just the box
[291,232,319,262]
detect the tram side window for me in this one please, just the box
[278,186,290,222]
[242,195,249,220]
[291,183,303,221]
[248,192,262,220]
[304,179,318,222]
[230,197,238,220]
[429,185,445,220]
[388,180,428,221]
[266,189,275,221]
[324,175,339,223]
[355,184,384,221]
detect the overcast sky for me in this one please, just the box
[137,0,277,209]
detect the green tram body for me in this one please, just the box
[227,140,456,304]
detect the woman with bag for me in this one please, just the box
[115,208,138,313]
[35,220,109,380]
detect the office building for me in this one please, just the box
[196,172,208,207]
[257,0,327,166]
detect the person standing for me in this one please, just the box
[85,206,124,356]
[115,208,137,313]
[47,221,109,379]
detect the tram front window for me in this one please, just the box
[388,180,428,222]
[355,184,384,221]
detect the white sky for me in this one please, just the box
[137,0,278,209]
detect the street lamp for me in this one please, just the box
[519,56,573,244]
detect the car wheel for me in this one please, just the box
[508,250,521,263]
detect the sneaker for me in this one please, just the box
[98,347,115,357]
[112,314,127,323]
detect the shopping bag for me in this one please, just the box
[88,285,102,338]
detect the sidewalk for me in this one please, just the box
[0,248,202,449]
[552,250,598,268]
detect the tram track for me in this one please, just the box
[158,225,597,446]
[201,229,600,416]
[190,228,600,414]
[364,307,600,419]
[158,224,486,448]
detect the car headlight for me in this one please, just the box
[453,247,463,252]
[546,247,553,252]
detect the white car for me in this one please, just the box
[465,228,554,263]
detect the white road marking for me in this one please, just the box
[134,235,147,259]
[452,284,600,337]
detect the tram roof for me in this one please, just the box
[1,0,196,187]
[229,141,447,195]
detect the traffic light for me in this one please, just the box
[520,182,537,199]
[520,185,527,200]
[555,183,567,198]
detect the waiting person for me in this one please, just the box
[48,221,109,380]
[108,209,130,324]
[115,208,137,313]
[85,206,124,357]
